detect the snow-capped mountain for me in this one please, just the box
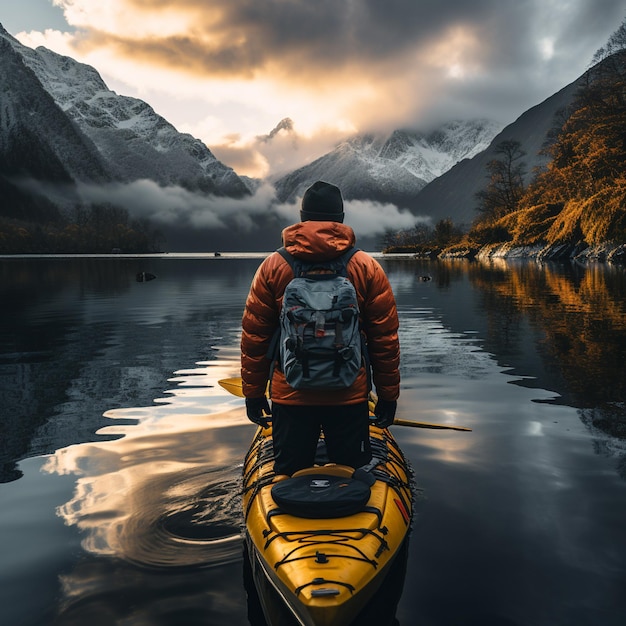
[407,78,582,227]
[273,120,501,208]
[0,24,249,198]
[0,34,110,218]
[0,20,588,250]
[0,36,106,181]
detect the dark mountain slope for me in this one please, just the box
[409,80,581,226]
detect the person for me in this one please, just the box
[240,181,400,476]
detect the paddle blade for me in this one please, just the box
[218,377,270,398]
[218,377,245,397]
[393,418,472,432]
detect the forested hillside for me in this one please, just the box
[470,46,626,254]
[461,37,626,260]
[385,23,626,262]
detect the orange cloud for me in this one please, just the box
[18,0,623,177]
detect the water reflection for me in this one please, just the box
[42,368,248,567]
[468,260,626,406]
[381,258,626,470]
[55,557,247,626]
[463,260,626,475]
[0,257,259,483]
[30,358,253,623]
[2,256,626,626]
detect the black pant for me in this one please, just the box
[271,402,371,476]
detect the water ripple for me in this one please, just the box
[53,460,245,570]
[123,467,244,569]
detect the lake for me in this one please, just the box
[1,254,626,626]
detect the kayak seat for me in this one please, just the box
[293,464,355,478]
[271,471,371,519]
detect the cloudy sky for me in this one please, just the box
[1,0,625,178]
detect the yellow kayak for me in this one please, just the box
[242,423,413,626]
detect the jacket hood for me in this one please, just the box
[282,221,356,262]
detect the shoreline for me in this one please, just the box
[384,241,626,264]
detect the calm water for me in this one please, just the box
[1,255,626,626]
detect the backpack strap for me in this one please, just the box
[276,246,296,273]
[276,246,359,278]
[335,246,359,277]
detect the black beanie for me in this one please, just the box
[300,181,344,222]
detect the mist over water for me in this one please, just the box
[70,180,419,252]
[1,255,625,625]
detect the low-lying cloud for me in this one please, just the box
[77,180,277,230]
[75,179,422,239]
[276,197,422,238]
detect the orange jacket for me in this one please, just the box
[241,221,400,405]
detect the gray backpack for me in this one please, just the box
[273,247,364,390]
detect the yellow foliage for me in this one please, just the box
[502,53,626,249]
[546,182,626,245]
[501,203,562,244]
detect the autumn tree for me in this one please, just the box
[475,140,527,222]
[464,19,626,249]
[525,48,626,205]
[517,31,626,246]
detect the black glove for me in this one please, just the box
[374,399,397,428]
[245,397,272,428]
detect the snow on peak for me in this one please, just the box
[274,119,502,206]
[345,120,501,182]
[2,29,249,195]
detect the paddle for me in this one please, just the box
[217,377,472,432]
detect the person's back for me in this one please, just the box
[275,244,362,391]
[241,181,400,475]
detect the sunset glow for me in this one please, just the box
[4,0,625,177]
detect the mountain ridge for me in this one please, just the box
[0,21,598,252]
[407,79,582,226]
[273,120,502,209]
[0,33,110,220]
[0,23,250,199]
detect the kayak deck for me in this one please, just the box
[242,424,413,626]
